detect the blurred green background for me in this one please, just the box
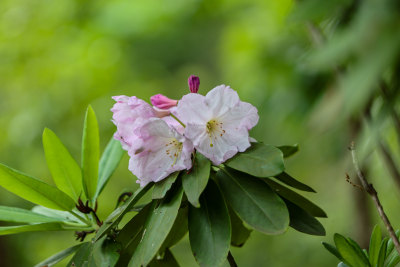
[1,0,400,266]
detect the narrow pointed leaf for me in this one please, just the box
[148,249,180,267]
[152,171,179,199]
[82,105,100,203]
[386,229,400,258]
[225,143,285,177]
[0,222,69,236]
[189,180,231,267]
[334,234,370,267]
[264,178,327,218]
[182,153,211,207]
[277,145,299,158]
[31,206,80,223]
[369,225,382,266]
[95,183,152,241]
[377,238,388,267]
[67,242,93,267]
[129,186,183,267]
[338,263,350,267]
[0,163,75,211]
[35,244,84,267]
[43,128,83,200]
[160,205,188,252]
[95,137,124,200]
[273,172,316,193]
[322,242,343,261]
[215,168,289,235]
[229,207,251,247]
[387,253,400,267]
[0,206,64,223]
[285,200,325,236]
[90,236,122,267]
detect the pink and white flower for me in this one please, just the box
[128,118,193,186]
[173,85,259,165]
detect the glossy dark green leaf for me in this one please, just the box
[152,171,179,199]
[189,180,230,267]
[263,178,327,218]
[215,168,289,235]
[386,229,400,258]
[334,234,370,267]
[285,200,325,236]
[160,205,188,252]
[0,222,73,236]
[277,144,299,158]
[148,249,180,267]
[90,237,122,267]
[129,186,183,267]
[369,225,382,266]
[0,206,64,223]
[67,242,93,267]
[182,153,211,207]
[273,172,316,193]
[43,128,83,200]
[225,143,285,177]
[377,238,388,267]
[95,184,152,241]
[81,105,100,203]
[95,137,124,200]
[35,244,83,267]
[0,163,75,211]
[322,242,343,261]
[229,207,251,247]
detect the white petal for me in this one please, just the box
[219,101,259,130]
[205,85,240,117]
[173,93,212,124]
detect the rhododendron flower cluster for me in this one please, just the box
[111,75,259,186]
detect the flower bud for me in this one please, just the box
[188,75,200,93]
[150,94,178,109]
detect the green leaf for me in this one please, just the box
[338,263,350,267]
[322,242,343,261]
[129,186,183,267]
[43,128,83,200]
[152,171,180,199]
[225,143,285,177]
[81,105,100,203]
[160,205,188,252]
[229,207,251,247]
[95,183,152,241]
[387,252,400,267]
[0,205,65,223]
[369,225,382,266]
[35,244,84,267]
[148,249,180,267]
[31,206,80,223]
[377,238,388,267]
[90,237,122,267]
[0,222,71,236]
[277,144,299,158]
[188,180,231,267]
[95,137,124,200]
[182,153,211,208]
[386,229,400,258]
[285,200,325,236]
[334,233,370,267]
[0,163,75,211]
[67,242,93,267]
[263,178,327,218]
[215,168,289,235]
[273,172,316,193]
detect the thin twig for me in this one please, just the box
[349,142,400,256]
[227,251,238,267]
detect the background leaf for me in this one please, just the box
[81,105,100,203]
[0,206,65,223]
[148,249,180,267]
[152,171,179,199]
[215,168,289,235]
[0,222,75,236]
[35,244,84,267]
[273,172,316,193]
[67,242,93,267]
[182,153,211,207]
[0,163,75,211]
[94,137,124,200]
[229,207,252,247]
[43,128,83,201]
[225,143,285,177]
[276,145,299,158]
[334,233,370,267]
[368,225,382,266]
[188,180,231,267]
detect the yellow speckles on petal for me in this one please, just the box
[206,119,225,147]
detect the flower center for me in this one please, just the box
[165,138,183,166]
[206,119,225,147]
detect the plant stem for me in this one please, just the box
[349,142,400,256]
[227,251,238,267]
[170,114,186,128]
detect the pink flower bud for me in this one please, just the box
[188,75,200,93]
[150,94,178,109]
